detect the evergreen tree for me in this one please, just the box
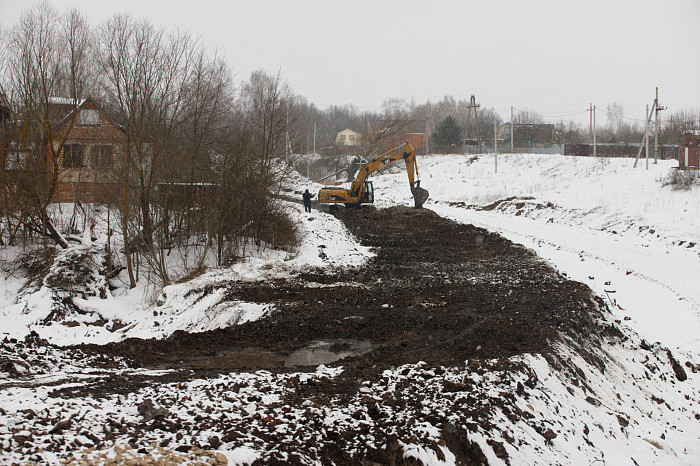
[432,115,462,146]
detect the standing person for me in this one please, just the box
[302,189,313,213]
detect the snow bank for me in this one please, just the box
[0,200,373,345]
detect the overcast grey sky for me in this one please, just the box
[1,0,698,126]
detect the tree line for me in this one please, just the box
[292,93,698,153]
[0,3,297,288]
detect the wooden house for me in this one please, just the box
[48,98,127,203]
[335,129,362,147]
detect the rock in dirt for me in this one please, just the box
[49,418,72,434]
[138,399,168,422]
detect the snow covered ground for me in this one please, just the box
[1,152,699,465]
[372,153,700,463]
[0,201,374,346]
[375,154,700,356]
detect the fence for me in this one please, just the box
[564,143,678,159]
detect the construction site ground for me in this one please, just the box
[53,205,616,464]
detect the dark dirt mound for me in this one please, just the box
[80,206,605,384]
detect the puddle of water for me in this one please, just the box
[186,340,373,370]
[286,340,373,367]
[191,350,283,369]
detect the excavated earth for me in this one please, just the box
[69,205,615,464]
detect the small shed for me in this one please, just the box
[679,131,700,169]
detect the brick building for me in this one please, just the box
[679,131,700,169]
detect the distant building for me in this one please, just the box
[335,128,362,147]
[679,131,700,169]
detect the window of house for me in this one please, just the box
[91,145,114,169]
[80,109,99,125]
[3,151,28,171]
[63,143,84,168]
[349,134,355,141]
[340,135,346,142]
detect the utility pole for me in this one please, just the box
[593,105,597,158]
[510,106,514,152]
[463,94,480,154]
[654,86,666,164]
[313,121,316,155]
[425,116,430,154]
[645,104,650,170]
[634,91,658,168]
[494,120,498,173]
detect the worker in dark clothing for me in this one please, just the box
[302,189,313,213]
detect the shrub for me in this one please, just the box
[661,169,699,190]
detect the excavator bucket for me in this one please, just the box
[413,186,429,208]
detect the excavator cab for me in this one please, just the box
[362,181,374,204]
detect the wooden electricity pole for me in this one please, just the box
[593,105,597,158]
[494,120,498,173]
[634,92,658,169]
[645,104,650,169]
[425,116,430,154]
[654,87,666,164]
[510,106,514,152]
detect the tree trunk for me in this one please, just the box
[41,212,69,249]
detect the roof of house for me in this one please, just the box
[49,97,124,133]
[48,97,87,106]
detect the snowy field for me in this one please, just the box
[375,153,700,357]
[1,153,699,465]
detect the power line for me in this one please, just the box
[511,106,589,119]
[596,106,648,123]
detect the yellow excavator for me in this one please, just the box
[318,142,429,208]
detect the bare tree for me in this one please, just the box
[241,70,292,163]
[661,108,699,145]
[0,2,94,249]
[238,70,296,248]
[606,102,624,133]
[98,14,208,286]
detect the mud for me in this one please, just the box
[85,206,603,375]
[71,205,613,464]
